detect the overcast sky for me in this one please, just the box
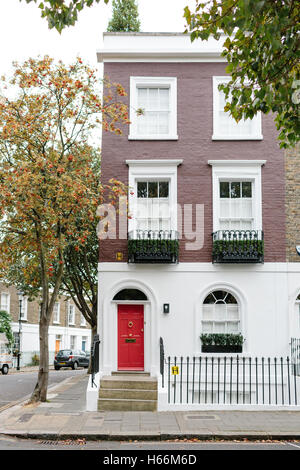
[0,0,194,77]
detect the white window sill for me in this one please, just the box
[128,134,178,141]
[53,321,60,325]
[212,134,263,141]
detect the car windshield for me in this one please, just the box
[57,350,72,356]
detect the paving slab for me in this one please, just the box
[1,373,300,441]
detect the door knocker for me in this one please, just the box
[128,321,133,328]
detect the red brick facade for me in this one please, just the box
[100,62,286,263]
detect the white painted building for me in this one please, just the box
[89,33,300,410]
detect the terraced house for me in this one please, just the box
[0,283,91,367]
[89,32,300,412]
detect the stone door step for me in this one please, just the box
[98,374,158,411]
[98,397,157,412]
[111,371,150,377]
[100,375,158,390]
[99,387,157,400]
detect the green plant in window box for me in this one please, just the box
[200,333,244,353]
[213,239,264,259]
[128,238,179,261]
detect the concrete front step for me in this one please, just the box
[111,371,150,377]
[99,387,157,400]
[100,375,158,390]
[98,397,157,412]
[98,374,158,411]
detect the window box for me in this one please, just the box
[200,333,244,353]
[212,230,264,263]
[128,230,179,264]
[202,344,243,353]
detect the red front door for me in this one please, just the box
[118,304,144,371]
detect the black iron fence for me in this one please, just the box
[128,230,179,264]
[90,334,100,388]
[291,338,300,375]
[163,356,299,406]
[160,337,165,388]
[212,230,264,264]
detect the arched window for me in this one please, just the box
[202,290,240,334]
[113,289,148,301]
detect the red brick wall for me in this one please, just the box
[99,62,286,263]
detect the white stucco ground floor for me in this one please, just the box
[88,262,300,411]
[12,322,92,367]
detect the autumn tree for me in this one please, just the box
[184,0,300,148]
[58,170,127,359]
[0,56,129,402]
[107,0,140,32]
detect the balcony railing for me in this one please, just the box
[128,230,179,264]
[212,230,264,264]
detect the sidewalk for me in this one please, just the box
[0,373,300,441]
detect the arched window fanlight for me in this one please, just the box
[202,290,239,334]
[113,289,148,301]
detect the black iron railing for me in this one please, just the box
[291,338,300,376]
[128,230,179,264]
[165,355,299,406]
[212,230,264,263]
[90,334,100,388]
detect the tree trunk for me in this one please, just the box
[30,316,49,402]
[87,323,97,375]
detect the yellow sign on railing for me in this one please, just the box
[171,366,179,375]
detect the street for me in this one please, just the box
[0,369,87,410]
[0,434,300,451]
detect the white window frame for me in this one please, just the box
[202,290,241,335]
[19,295,28,321]
[80,314,86,327]
[129,76,178,140]
[70,335,76,350]
[82,336,88,351]
[53,302,60,324]
[126,159,182,234]
[208,160,266,232]
[0,293,10,314]
[212,76,263,141]
[68,303,75,326]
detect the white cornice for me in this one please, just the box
[126,159,183,167]
[97,32,226,63]
[97,51,226,63]
[208,160,266,167]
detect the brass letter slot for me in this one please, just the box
[125,338,136,343]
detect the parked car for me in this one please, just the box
[54,349,89,370]
[0,341,13,375]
